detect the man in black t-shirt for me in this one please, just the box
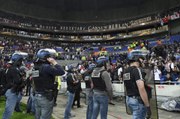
[123,59,151,119]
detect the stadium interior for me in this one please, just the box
[0,0,180,119]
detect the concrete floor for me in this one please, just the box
[52,93,131,119]
[22,92,180,119]
[51,93,179,119]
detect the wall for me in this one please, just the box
[169,19,180,35]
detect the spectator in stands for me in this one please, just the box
[154,65,162,81]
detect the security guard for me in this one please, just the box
[91,56,113,119]
[2,53,26,119]
[32,49,65,119]
[123,58,151,119]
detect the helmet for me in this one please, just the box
[37,50,51,60]
[11,51,28,62]
[36,48,56,62]
[128,50,149,60]
[11,54,24,62]
[10,53,25,66]
[127,51,145,65]
[96,56,109,67]
[66,65,74,73]
[88,63,96,70]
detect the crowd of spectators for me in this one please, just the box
[0,34,180,84]
[0,25,168,41]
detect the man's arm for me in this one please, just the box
[47,58,65,76]
[136,80,150,107]
[8,67,22,85]
[133,68,150,107]
[102,71,113,100]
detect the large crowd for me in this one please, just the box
[0,34,180,84]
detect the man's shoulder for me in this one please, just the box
[124,66,137,72]
[42,63,51,67]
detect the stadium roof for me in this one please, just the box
[0,0,180,22]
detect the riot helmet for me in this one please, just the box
[96,56,109,67]
[36,48,56,63]
[10,52,27,66]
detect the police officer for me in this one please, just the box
[91,56,113,119]
[2,53,26,119]
[123,58,151,119]
[32,49,65,119]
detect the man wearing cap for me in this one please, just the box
[123,59,151,119]
[91,56,113,119]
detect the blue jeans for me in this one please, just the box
[85,88,91,105]
[34,94,54,119]
[64,91,75,119]
[15,92,22,111]
[2,89,20,119]
[126,96,147,119]
[27,88,35,113]
[91,94,109,119]
[86,95,93,119]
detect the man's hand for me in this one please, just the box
[146,106,151,119]
[47,58,57,65]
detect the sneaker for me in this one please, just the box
[15,109,22,112]
[69,114,76,118]
[77,105,81,108]
[53,103,57,107]
[109,101,115,105]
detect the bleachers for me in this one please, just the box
[170,34,180,42]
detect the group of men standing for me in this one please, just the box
[0,49,152,119]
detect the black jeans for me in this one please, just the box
[73,91,81,107]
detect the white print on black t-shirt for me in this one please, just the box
[123,73,130,80]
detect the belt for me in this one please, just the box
[34,91,46,96]
[128,95,144,104]
[35,93,44,97]
[128,95,141,99]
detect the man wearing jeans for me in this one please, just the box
[123,58,151,119]
[32,49,65,119]
[64,65,78,119]
[91,56,113,119]
[2,54,25,119]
